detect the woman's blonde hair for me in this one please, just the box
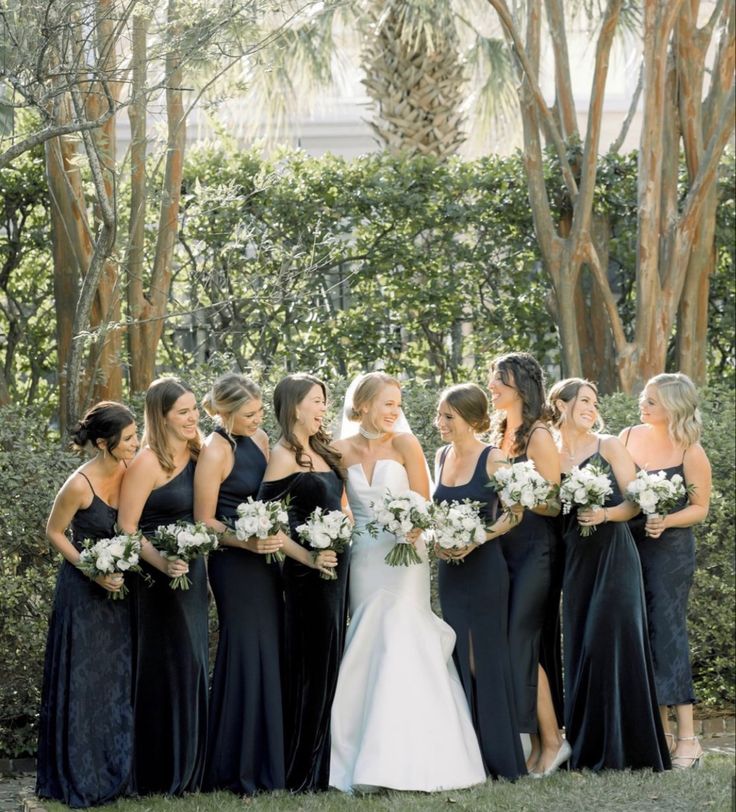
[202,373,261,437]
[438,383,491,434]
[647,373,702,448]
[142,377,202,473]
[348,372,402,429]
[547,378,605,431]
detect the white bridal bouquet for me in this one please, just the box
[488,459,557,521]
[368,490,434,567]
[430,500,487,565]
[151,520,220,589]
[626,469,691,535]
[559,462,614,537]
[233,497,290,564]
[296,507,352,580]
[77,531,143,600]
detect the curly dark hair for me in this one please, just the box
[273,374,345,479]
[489,352,552,456]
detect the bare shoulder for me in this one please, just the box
[252,427,270,456]
[599,433,628,461]
[527,422,556,451]
[201,430,232,460]
[264,442,299,479]
[123,447,162,483]
[391,431,423,459]
[617,423,644,441]
[684,442,711,471]
[59,469,94,508]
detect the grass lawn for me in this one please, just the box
[41,755,734,812]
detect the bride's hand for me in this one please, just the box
[406,527,422,545]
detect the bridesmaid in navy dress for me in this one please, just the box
[432,383,526,780]
[487,353,565,776]
[549,378,669,772]
[118,377,208,796]
[37,402,139,808]
[194,373,286,793]
[257,374,349,793]
[620,373,711,769]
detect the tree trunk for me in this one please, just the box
[128,0,186,390]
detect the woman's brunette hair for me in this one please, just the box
[647,372,702,448]
[438,383,491,434]
[547,377,604,431]
[489,352,551,455]
[71,401,136,455]
[273,374,344,477]
[142,377,202,473]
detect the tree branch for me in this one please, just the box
[609,59,643,153]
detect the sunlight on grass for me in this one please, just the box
[41,755,734,812]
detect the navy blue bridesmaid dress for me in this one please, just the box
[204,429,285,793]
[562,449,670,771]
[36,472,133,808]
[258,468,349,793]
[130,460,209,795]
[433,445,526,780]
[498,433,557,735]
[628,462,697,707]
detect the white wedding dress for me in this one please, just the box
[329,460,486,792]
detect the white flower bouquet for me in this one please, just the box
[296,507,352,580]
[626,469,691,535]
[368,490,433,567]
[233,497,290,564]
[77,531,143,600]
[488,459,557,521]
[430,500,487,565]
[559,462,614,537]
[151,520,220,589]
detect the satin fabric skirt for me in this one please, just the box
[438,542,526,779]
[205,548,285,793]
[563,520,670,771]
[36,562,133,808]
[634,527,697,706]
[499,512,555,733]
[130,558,209,795]
[283,549,350,792]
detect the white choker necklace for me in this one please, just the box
[358,425,383,440]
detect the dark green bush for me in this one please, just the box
[1,384,732,758]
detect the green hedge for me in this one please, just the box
[1,384,733,757]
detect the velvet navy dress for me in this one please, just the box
[204,429,285,794]
[258,468,348,793]
[131,460,209,795]
[36,472,133,808]
[433,445,526,780]
[626,457,697,707]
[498,429,557,734]
[562,448,670,771]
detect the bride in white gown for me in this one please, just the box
[329,373,486,793]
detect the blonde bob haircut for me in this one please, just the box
[647,372,702,448]
[547,377,605,432]
[348,372,402,428]
[439,383,491,434]
[142,376,202,473]
[202,373,261,437]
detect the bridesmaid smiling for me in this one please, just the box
[194,373,286,794]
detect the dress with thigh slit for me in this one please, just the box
[433,445,526,780]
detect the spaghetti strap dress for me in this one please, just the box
[131,460,209,795]
[433,445,526,779]
[258,468,349,793]
[562,447,670,771]
[36,473,133,808]
[624,433,697,706]
[205,429,285,793]
[498,429,557,734]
